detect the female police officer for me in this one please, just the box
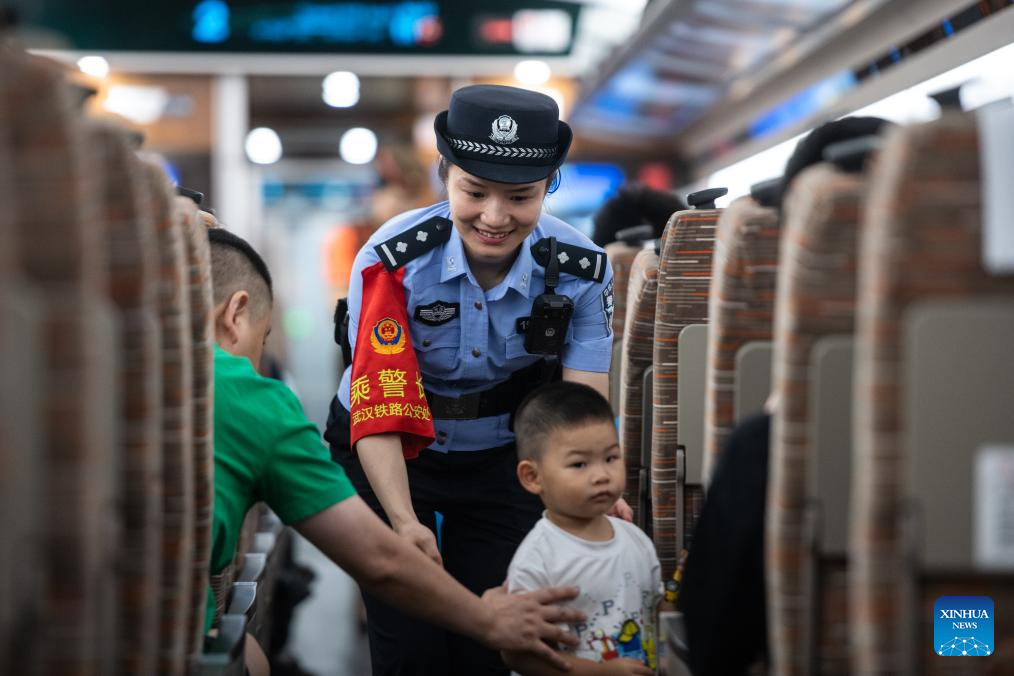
[325,84,627,675]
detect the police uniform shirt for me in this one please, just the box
[338,200,614,452]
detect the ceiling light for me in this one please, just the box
[103,85,169,125]
[77,55,109,79]
[323,71,360,108]
[514,60,552,87]
[513,10,572,53]
[245,127,283,165]
[340,127,378,165]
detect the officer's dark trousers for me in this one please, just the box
[325,398,543,676]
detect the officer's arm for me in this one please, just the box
[562,368,609,400]
[295,495,586,670]
[356,433,443,566]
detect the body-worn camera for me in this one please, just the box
[523,236,575,356]
[524,293,574,355]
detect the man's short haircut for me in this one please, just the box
[513,381,615,461]
[207,227,274,319]
[591,184,687,247]
[778,116,891,210]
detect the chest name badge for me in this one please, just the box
[414,301,460,326]
[370,317,407,354]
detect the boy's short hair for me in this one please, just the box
[513,381,615,461]
[207,227,274,319]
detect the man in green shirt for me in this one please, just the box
[206,227,582,669]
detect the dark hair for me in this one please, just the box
[437,156,561,194]
[207,227,274,318]
[513,381,615,461]
[591,183,686,246]
[779,116,891,210]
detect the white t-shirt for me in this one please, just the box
[507,515,662,667]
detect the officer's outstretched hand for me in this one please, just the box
[395,520,443,567]
[607,497,633,522]
[479,585,585,671]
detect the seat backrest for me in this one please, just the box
[178,196,216,665]
[142,162,196,676]
[702,197,780,484]
[0,85,45,676]
[604,241,641,339]
[606,242,641,415]
[851,112,1014,674]
[90,119,164,676]
[6,51,122,675]
[618,247,660,528]
[652,205,721,578]
[766,163,865,676]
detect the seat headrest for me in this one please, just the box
[686,187,728,210]
[822,135,883,173]
[749,178,781,208]
[615,224,656,245]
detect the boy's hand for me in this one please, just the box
[600,659,654,675]
[607,498,633,522]
[478,585,585,670]
[394,520,443,567]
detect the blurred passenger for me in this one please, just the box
[326,146,433,298]
[206,227,587,670]
[325,83,627,675]
[504,382,663,676]
[590,184,686,247]
[679,116,890,675]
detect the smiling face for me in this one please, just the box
[525,420,624,525]
[445,163,548,273]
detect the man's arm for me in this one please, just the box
[502,651,652,676]
[561,368,608,400]
[355,432,442,565]
[295,495,585,670]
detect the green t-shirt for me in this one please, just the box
[206,345,355,631]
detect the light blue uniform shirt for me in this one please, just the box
[338,201,614,452]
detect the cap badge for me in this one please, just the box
[489,115,519,144]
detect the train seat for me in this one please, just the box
[6,50,122,675]
[0,91,45,675]
[90,118,164,676]
[766,152,870,676]
[179,191,217,668]
[851,111,1014,675]
[143,160,198,676]
[605,239,643,414]
[702,196,780,485]
[619,245,662,530]
[652,188,725,579]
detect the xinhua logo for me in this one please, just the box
[935,596,993,657]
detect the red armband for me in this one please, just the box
[349,262,435,459]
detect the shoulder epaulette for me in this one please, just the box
[374,216,453,272]
[530,237,607,283]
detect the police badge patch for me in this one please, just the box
[414,301,460,326]
[602,279,614,326]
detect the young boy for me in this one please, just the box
[504,382,664,676]
[205,227,586,669]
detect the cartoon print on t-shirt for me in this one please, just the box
[617,619,644,660]
[587,628,620,660]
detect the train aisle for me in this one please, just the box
[288,534,371,676]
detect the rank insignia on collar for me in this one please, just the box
[414,301,460,326]
[375,216,453,272]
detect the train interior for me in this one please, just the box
[1,0,1013,674]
